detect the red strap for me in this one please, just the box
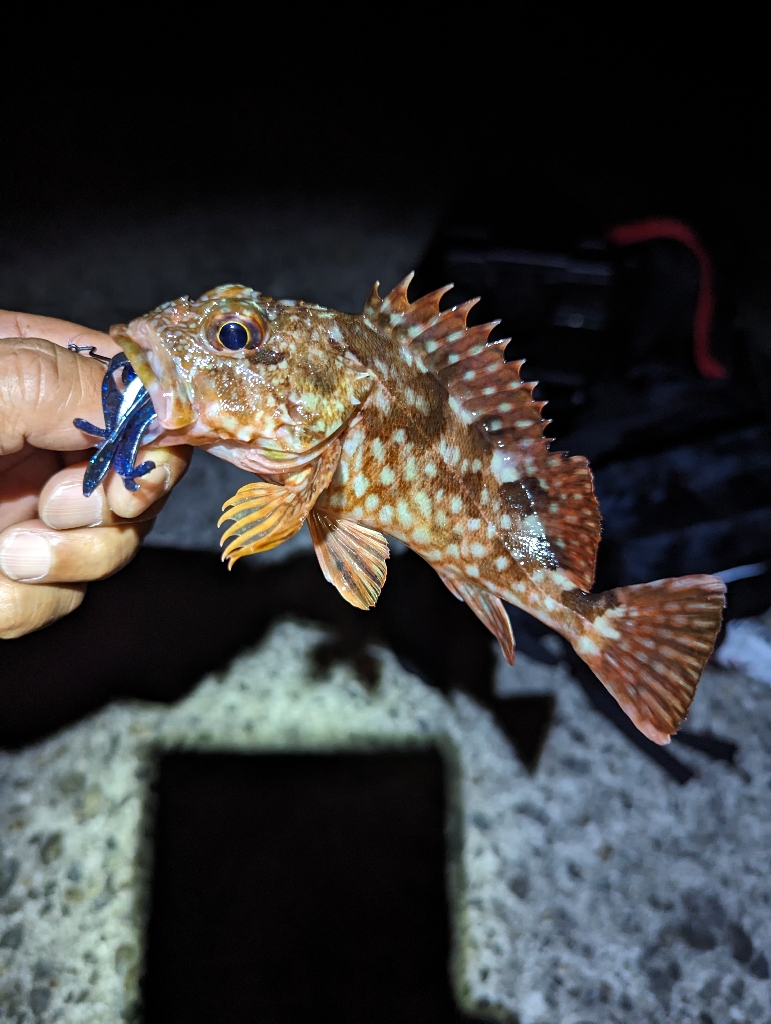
[606,218,727,380]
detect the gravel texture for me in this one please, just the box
[1,621,770,1023]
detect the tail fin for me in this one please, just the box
[573,575,726,744]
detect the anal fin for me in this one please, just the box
[308,510,390,610]
[439,571,516,665]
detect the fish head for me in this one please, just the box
[111,284,375,463]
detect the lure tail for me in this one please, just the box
[572,575,726,744]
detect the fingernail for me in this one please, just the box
[159,462,172,495]
[0,531,53,581]
[41,480,104,528]
[144,451,173,494]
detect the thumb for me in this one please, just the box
[0,311,120,355]
[0,339,108,456]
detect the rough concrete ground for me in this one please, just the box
[1,622,770,1024]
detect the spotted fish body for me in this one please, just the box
[113,279,725,745]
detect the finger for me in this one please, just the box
[0,448,62,531]
[0,311,119,356]
[105,446,192,519]
[0,338,108,454]
[0,519,147,584]
[0,576,85,640]
[38,447,192,528]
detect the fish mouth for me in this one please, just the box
[111,321,197,433]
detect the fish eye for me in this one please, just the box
[218,321,251,350]
[207,312,267,354]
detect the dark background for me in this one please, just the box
[2,32,769,1020]
[3,35,768,264]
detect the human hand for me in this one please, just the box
[0,313,192,639]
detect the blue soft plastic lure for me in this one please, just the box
[71,349,158,497]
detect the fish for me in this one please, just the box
[111,278,726,745]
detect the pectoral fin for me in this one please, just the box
[218,438,343,568]
[218,482,303,566]
[308,510,390,610]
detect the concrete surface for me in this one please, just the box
[2,622,770,1023]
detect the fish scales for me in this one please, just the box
[322,316,552,594]
[109,278,725,745]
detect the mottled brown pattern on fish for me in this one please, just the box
[114,278,726,746]
[114,287,375,454]
[321,318,505,572]
[318,297,558,610]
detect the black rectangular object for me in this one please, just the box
[142,751,468,1024]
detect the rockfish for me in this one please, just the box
[113,278,725,744]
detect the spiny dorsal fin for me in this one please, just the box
[364,275,601,590]
[364,275,458,350]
